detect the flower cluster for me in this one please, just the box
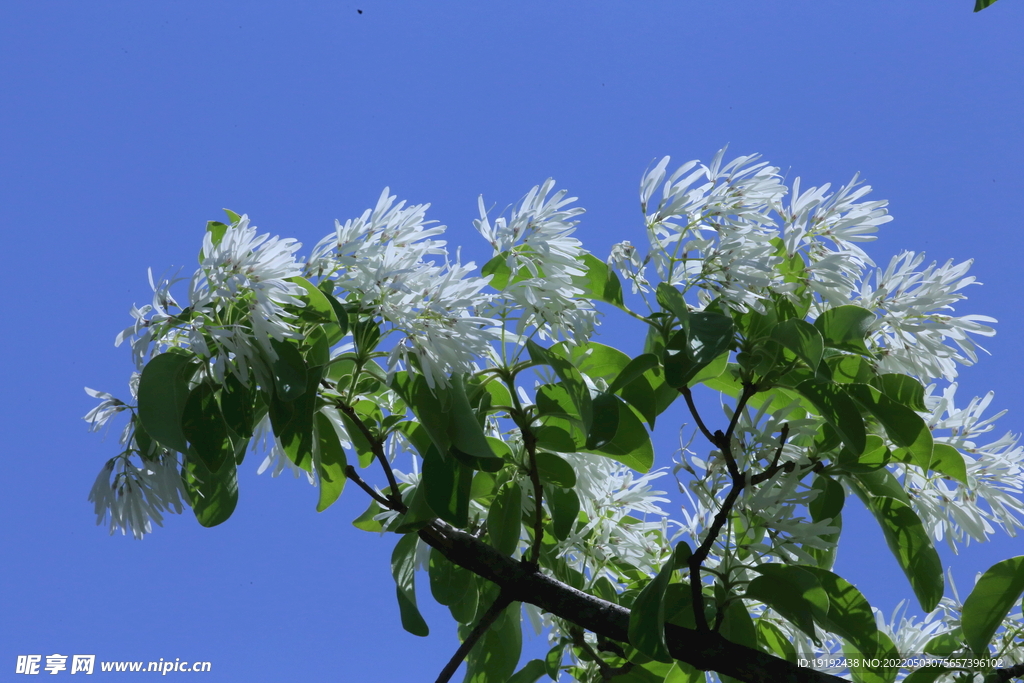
[475,179,597,344]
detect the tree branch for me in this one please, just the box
[418,520,848,683]
[522,427,545,569]
[336,398,406,512]
[434,590,514,683]
[680,386,717,446]
[344,465,397,511]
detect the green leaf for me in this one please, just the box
[928,443,968,484]
[855,487,944,612]
[809,474,846,522]
[828,354,877,384]
[448,574,480,624]
[205,220,228,245]
[923,630,962,657]
[961,556,1024,655]
[847,383,933,472]
[745,564,830,644]
[719,594,758,649]
[547,485,580,541]
[535,451,577,488]
[181,451,238,527]
[663,312,735,389]
[180,382,232,472]
[590,400,654,473]
[608,353,660,395]
[975,0,999,11]
[544,644,562,680]
[756,619,797,663]
[802,567,881,657]
[687,350,729,387]
[507,660,547,683]
[482,252,513,290]
[836,434,891,474]
[527,340,592,430]
[534,425,578,453]
[586,392,621,450]
[814,305,875,355]
[796,378,867,455]
[220,372,257,440]
[391,533,429,637]
[390,372,452,454]
[847,466,912,505]
[771,319,825,373]
[846,630,899,683]
[655,282,689,323]
[870,374,927,412]
[314,412,347,512]
[487,481,523,556]
[137,352,196,453]
[268,338,308,401]
[428,548,472,607]
[337,408,376,468]
[628,556,676,662]
[575,252,625,308]
[448,374,500,463]
[464,600,522,683]
[352,499,384,532]
[422,445,472,528]
[267,365,322,472]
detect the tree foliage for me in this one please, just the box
[85,149,1024,683]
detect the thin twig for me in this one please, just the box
[680,386,717,445]
[434,591,513,683]
[344,465,395,511]
[523,429,545,569]
[336,398,406,512]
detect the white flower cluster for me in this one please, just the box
[88,451,187,540]
[308,188,497,388]
[903,383,1024,549]
[475,179,597,344]
[116,216,306,383]
[555,451,673,576]
[639,148,788,312]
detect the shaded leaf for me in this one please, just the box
[961,556,1024,655]
[391,533,429,637]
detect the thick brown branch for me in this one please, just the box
[418,521,847,683]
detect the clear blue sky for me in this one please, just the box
[1,2,1022,681]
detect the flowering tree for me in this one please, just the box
[85,149,1024,683]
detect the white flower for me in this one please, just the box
[550,451,673,575]
[82,388,128,432]
[307,187,446,300]
[88,452,188,540]
[192,215,306,363]
[855,252,996,382]
[608,241,650,294]
[476,179,597,344]
[906,383,1024,548]
[641,149,787,313]
[383,258,498,389]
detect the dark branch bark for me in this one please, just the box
[418,520,848,683]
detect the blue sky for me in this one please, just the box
[1,2,1022,681]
